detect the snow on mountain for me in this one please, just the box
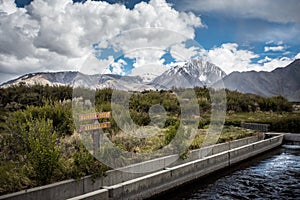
[0,58,226,91]
[2,58,299,101]
[1,72,80,88]
[136,72,160,83]
[152,58,226,89]
[1,71,156,91]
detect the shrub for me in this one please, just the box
[22,118,60,185]
[164,126,177,145]
[3,101,74,138]
[71,142,108,179]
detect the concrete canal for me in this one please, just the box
[151,147,300,200]
[2,134,294,200]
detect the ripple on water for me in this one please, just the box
[192,149,300,200]
[156,148,300,200]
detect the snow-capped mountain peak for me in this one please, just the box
[1,58,226,91]
[136,72,160,83]
[152,58,226,89]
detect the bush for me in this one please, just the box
[23,118,60,185]
[198,118,210,129]
[3,101,74,138]
[225,112,300,133]
[0,161,32,195]
[164,126,177,145]
[164,118,179,127]
[268,116,300,133]
[72,143,108,179]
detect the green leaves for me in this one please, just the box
[4,101,74,137]
[71,142,108,180]
[24,118,60,185]
[226,91,292,113]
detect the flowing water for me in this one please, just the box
[153,148,300,200]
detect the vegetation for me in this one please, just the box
[225,112,300,133]
[0,84,299,194]
[0,101,109,194]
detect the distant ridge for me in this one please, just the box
[1,59,300,101]
[0,58,226,90]
[216,59,300,101]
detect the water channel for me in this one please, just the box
[151,148,300,200]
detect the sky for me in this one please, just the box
[0,0,300,83]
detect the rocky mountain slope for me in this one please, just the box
[2,59,299,101]
[217,59,300,101]
[1,58,226,90]
[152,58,226,88]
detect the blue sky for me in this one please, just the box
[0,0,299,83]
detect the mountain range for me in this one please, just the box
[218,59,300,102]
[1,58,299,101]
[0,58,226,91]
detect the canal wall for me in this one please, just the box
[241,122,270,132]
[99,135,283,200]
[284,133,300,145]
[0,135,280,200]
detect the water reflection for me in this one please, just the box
[154,148,300,200]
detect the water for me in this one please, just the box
[152,148,300,200]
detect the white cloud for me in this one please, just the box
[277,41,284,45]
[111,59,127,75]
[130,63,169,78]
[266,40,274,45]
[0,0,297,84]
[258,56,272,64]
[260,57,294,71]
[0,0,202,83]
[178,0,300,23]
[202,43,296,74]
[0,0,17,14]
[236,22,300,44]
[170,43,201,62]
[81,55,114,75]
[264,46,285,52]
[283,51,291,55]
[201,43,259,74]
[265,40,284,46]
[295,53,300,59]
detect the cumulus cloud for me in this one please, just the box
[202,43,296,74]
[201,43,259,74]
[178,0,300,23]
[81,55,114,75]
[110,59,127,75]
[264,46,285,52]
[170,43,201,62]
[0,0,17,14]
[130,63,169,77]
[260,57,294,71]
[0,0,202,83]
[0,0,298,84]
[258,56,272,64]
